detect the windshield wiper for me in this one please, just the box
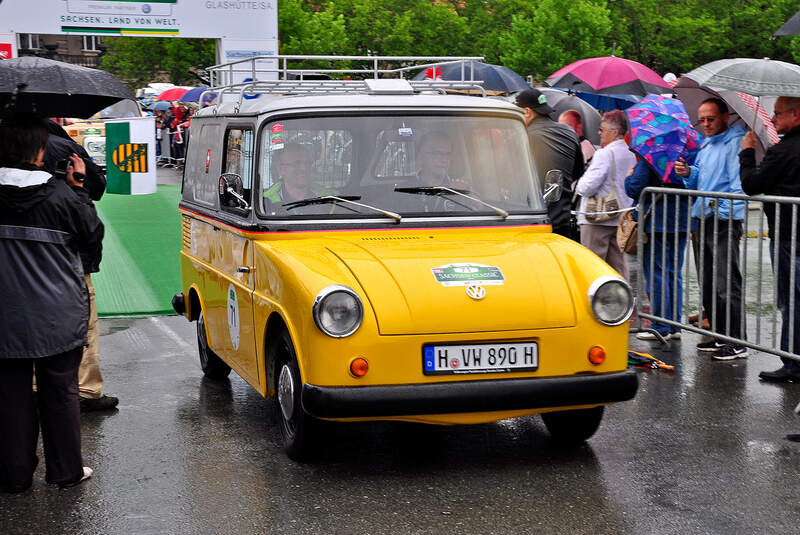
[394,186,509,219]
[282,195,402,222]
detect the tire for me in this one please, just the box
[197,310,231,379]
[541,406,604,445]
[272,328,316,461]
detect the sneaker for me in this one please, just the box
[80,394,119,412]
[696,340,724,352]
[636,331,670,340]
[670,331,682,340]
[711,344,748,360]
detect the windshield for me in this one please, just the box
[92,99,141,119]
[257,114,543,219]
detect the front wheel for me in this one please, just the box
[272,328,317,461]
[197,310,231,379]
[541,406,604,445]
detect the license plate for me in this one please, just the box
[423,342,538,375]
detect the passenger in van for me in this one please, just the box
[263,143,335,214]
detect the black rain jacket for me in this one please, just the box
[0,164,103,358]
[740,126,800,242]
[43,120,106,273]
[526,116,584,238]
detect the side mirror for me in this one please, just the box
[543,169,563,203]
[218,173,250,210]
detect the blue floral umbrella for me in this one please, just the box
[625,94,701,185]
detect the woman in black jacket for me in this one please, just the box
[0,113,102,492]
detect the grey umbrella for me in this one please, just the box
[0,56,135,119]
[774,9,800,36]
[683,57,800,97]
[673,76,777,161]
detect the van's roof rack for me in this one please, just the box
[203,55,492,105]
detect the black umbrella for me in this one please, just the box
[412,61,529,94]
[0,56,135,119]
[533,88,602,145]
[774,9,800,36]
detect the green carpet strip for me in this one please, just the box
[93,185,182,317]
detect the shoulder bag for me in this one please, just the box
[584,151,620,223]
[617,193,661,255]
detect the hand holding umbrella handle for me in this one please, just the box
[741,131,757,150]
[674,157,690,177]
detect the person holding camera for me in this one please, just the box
[44,119,118,412]
[0,112,103,492]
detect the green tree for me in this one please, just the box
[383,0,472,56]
[607,0,798,75]
[101,37,215,88]
[499,0,611,80]
[279,0,353,56]
[454,0,530,64]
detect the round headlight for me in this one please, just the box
[86,141,103,153]
[313,285,363,338]
[588,276,634,326]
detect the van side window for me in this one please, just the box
[221,128,254,213]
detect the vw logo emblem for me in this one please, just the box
[465,284,486,300]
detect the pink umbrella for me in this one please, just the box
[157,87,189,101]
[546,56,671,96]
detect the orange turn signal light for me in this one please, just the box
[350,357,369,377]
[588,346,606,365]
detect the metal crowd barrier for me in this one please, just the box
[159,126,185,169]
[631,186,800,364]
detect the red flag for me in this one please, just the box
[424,67,442,80]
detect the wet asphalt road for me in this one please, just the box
[1,315,799,535]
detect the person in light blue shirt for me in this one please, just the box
[675,97,748,360]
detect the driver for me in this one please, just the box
[410,131,470,211]
[417,131,458,187]
[263,143,335,214]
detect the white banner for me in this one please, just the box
[0,1,277,39]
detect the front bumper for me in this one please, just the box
[302,370,638,418]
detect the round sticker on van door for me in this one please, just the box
[227,284,240,350]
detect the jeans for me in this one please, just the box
[769,239,800,372]
[643,231,688,335]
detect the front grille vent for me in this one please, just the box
[182,216,191,250]
[361,236,422,241]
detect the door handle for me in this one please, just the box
[237,266,254,273]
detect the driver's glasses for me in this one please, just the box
[280,160,308,169]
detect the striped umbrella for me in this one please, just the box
[673,76,777,161]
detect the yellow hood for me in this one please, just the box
[324,232,576,335]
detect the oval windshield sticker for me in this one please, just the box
[431,263,505,286]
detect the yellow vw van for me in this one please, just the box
[172,56,637,460]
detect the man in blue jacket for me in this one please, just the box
[675,98,748,360]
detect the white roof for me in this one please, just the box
[195,92,522,118]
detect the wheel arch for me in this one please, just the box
[187,285,203,322]
[264,312,290,398]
